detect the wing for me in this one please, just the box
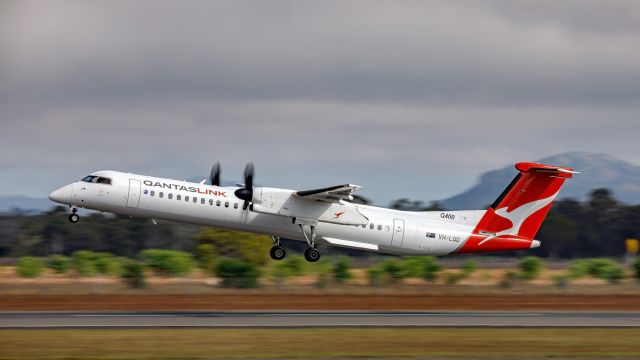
[294,184,362,202]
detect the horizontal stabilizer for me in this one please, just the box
[515,162,578,177]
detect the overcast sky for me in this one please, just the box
[1,0,639,205]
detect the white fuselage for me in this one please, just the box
[50,170,487,255]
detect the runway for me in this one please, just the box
[2,311,640,328]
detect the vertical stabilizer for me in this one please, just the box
[457,162,576,253]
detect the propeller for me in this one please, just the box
[210,162,221,186]
[234,162,254,210]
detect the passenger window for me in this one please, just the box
[201,198,205,204]
[216,200,221,206]
[168,193,173,199]
[362,224,366,228]
[177,194,181,200]
[233,203,238,209]
[143,189,149,195]
[185,196,189,202]
[159,192,164,199]
[224,201,229,208]
[150,191,155,197]
[385,225,390,232]
[369,223,374,230]
[193,197,197,203]
[377,225,382,231]
[209,199,213,205]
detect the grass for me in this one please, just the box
[1,328,640,359]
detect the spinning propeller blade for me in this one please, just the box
[210,162,221,186]
[234,162,254,210]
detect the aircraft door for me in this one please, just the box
[126,179,141,208]
[391,218,405,247]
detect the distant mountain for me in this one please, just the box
[0,196,54,214]
[440,152,640,210]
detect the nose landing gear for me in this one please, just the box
[68,208,79,223]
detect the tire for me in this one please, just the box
[68,213,79,223]
[269,246,286,260]
[304,247,321,262]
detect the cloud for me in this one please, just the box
[2,1,640,106]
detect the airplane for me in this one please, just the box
[49,162,575,262]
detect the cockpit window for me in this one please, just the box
[96,177,111,185]
[81,175,112,185]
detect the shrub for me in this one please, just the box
[121,260,146,288]
[367,267,383,287]
[195,244,217,272]
[461,259,477,278]
[401,257,427,278]
[635,257,640,280]
[519,256,543,280]
[381,259,405,284]
[315,273,327,289]
[585,259,618,279]
[16,256,44,278]
[602,265,625,284]
[93,253,122,275]
[70,251,124,276]
[552,274,570,288]
[215,258,260,288]
[500,270,519,288]
[271,256,307,282]
[72,250,98,276]
[282,256,306,277]
[141,249,194,276]
[570,258,625,283]
[271,262,290,283]
[444,271,464,285]
[332,257,353,283]
[568,259,590,278]
[422,256,442,282]
[49,255,70,274]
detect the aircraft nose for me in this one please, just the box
[49,185,71,204]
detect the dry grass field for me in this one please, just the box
[2,264,640,311]
[2,328,640,359]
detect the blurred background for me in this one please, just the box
[1,1,639,359]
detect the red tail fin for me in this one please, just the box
[458,162,575,253]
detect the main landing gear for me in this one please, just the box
[269,236,286,261]
[68,208,79,223]
[269,223,322,263]
[304,247,321,262]
[299,223,321,263]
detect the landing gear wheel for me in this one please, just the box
[304,247,321,262]
[68,213,79,223]
[270,246,286,260]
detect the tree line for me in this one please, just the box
[0,188,637,259]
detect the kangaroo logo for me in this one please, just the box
[478,191,559,245]
[333,211,346,219]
